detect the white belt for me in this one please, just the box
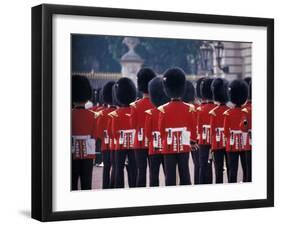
[216,127,224,132]
[165,127,187,132]
[203,124,211,129]
[72,135,91,140]
[119,129,135,134]
[230,130,242,134]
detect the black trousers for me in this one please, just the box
[115,150,137,188]
[163,153,191,186]
[110,151,116,188]
[102,150,111,189]
[95,139,102,165]
[134,149,149,187]
[191,150,200,184]
[149,154,164,187]
[227,151,247,183]
[72,159,93,190]
[213,149,227,183]
[245,150,252,182]
[199,145,213,184]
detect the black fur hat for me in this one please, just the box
[211,78,229,104]
[228,79,248,106]
[112,83,121,106]
[102,81,115,105]
[244,77,252,100]
[182,80,195,103]
[148,77,170,107]
[115,77,137,106]
[98,88,103,105]
[195,77,205,99]
[163,67,186,98]
[137,68,157,94]
[201,77,214,100]
[72,75,92,103]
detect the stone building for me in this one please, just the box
[212,41,252,80]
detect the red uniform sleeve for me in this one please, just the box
[96,115,104,139]
[223,114,230,138]
[159,111,165,139]
[90,116,97,138]
[209,114,215,139]
[189,111,197,141]
[130,106,137,128]
[197,110,202,135]
[144,113,152,141]
[111,116,119,139]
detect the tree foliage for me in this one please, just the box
[72,34,202,74]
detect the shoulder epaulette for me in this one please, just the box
[183,103,196,112]
[209,106,219,116]
[88,110,100,119]
[145,109,152,115]
[108,111,118,118]
[157,103,169,113]
[241,108,249,113]
[129,100,139,108]
[223,109,230,116]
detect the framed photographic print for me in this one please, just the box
[32,4,274,221]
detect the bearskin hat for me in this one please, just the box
[115,77,137,106]
[201,77,214,100]
[163,67,186,98]
[148,77,170,107]
[97,88,103,105]
[112,83,121,106]
[137,68,157,94]
[211,78,229,104]
[72,75,92,103]
[182,80,195,103]
[228,79,248,106]
[195,77,205,99]
[102,81,115,105]
[244,77,252,100]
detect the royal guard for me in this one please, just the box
[110,77,137,188]
[242,77,252,182]
[209,78,229,183]
[223,79,249,183]
[197,77,216,184]
[96,81,116,189]
[159,68,197,186]
[130,68,156,187]
[71,75,97,190]
[145,77,170,186]
[182,80,200,184]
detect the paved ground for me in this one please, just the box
[89,153,243,189]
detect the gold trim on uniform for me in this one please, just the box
[241,108,249,113]
[145,109,152,115]
[223,109,230,116]
[209,106,219,116]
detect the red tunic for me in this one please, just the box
[158,100,197,154]
[241,101,252,151]
[72,108,97,159]
[144,108,163,155]
[111,107,135,150]
[130,97,154,149]
[96,106,116,151]
[223,107,249,152]
[209,104,229,150]
[197,102,216,145]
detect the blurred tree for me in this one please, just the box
[72,35,202,74]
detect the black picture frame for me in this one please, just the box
[32,4,274,222]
